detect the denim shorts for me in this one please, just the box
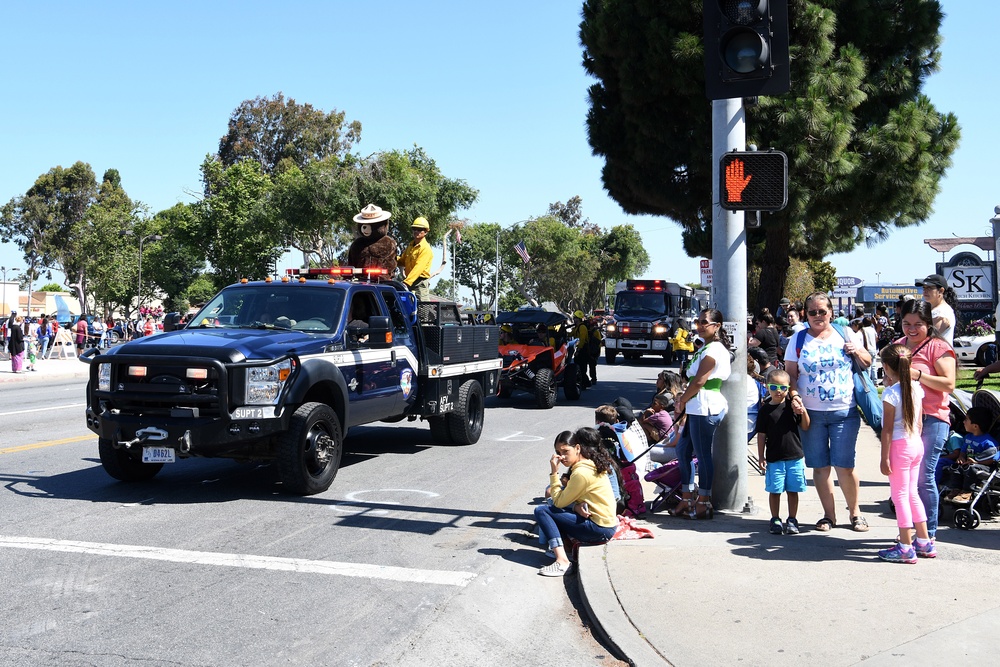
[800,408,860,469]
[764,457,807,494]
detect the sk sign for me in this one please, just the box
[720,150,788,212]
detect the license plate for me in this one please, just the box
[142,447,175,463]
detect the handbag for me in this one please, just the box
[831,323,883,437]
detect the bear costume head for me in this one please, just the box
[347,204,398,275]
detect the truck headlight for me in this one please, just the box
[653,324,668,335]
[98,363,111,391]
[245,359,292,405]
[606,324,616,333]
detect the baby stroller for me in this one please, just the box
[645,457,698,514]
[946,389,1000,529]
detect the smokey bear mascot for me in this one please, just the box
[347,204,398,275]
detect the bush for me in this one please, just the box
[965,319,994,337]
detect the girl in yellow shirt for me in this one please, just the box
[534,427,618,576]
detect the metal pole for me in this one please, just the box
[494,230,500,318]
[711,98,748,512]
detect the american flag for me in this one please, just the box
[514,240,530,264]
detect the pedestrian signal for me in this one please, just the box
[720,150,787,212]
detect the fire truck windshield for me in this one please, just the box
[614,292,670,317]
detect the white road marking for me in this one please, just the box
[344,488,440,504]
[0,535,475,587]
[497,431,544,442]
[0,403,86,417]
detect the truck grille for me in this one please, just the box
[100,357,228,418]
[619,322,652,339]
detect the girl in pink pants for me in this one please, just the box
[878,344,936,563]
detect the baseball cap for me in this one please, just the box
[918,274,947,289]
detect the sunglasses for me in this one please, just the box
[807,309,828,317]
[697,319,718,325]
[767,384,790,392]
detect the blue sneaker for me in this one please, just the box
[878,543,917,564]
[769,517,784,534]
[914,540,937,559]
[784,517,800,535]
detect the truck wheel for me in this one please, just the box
[534,368,557,409]
[428,416,453,444]
[99,437,163,482]
[563,363,582,400]
[605,350,617,365]
[277,402,343,495]
[447,380,485,444]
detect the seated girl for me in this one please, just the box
[533,427,619,577]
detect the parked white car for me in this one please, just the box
[952,334,996,365]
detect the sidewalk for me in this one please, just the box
[578,423,1000,666]
[0,354,90,384]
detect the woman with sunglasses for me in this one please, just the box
[673,308,732,519]
[784,292,872,532]
[896,299,956,542]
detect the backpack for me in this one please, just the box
[587,321,602,355]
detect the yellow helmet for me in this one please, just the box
[411,217,430,230]
[500,324,513,334]
[574,310,585,319]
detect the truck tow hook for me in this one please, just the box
[179,431,192,454]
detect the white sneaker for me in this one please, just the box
[538,562,574,577]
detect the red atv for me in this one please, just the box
[496,311,582,409]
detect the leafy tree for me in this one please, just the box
[271,147,478,268]
[195,157,283,289]
[431,278,457,301]
[580,0,959,312]
[452,223,503,310]
[39,282,63,292]
[218,92,362,175]
[182,275,218,310]
[0,161,98,313]
[144,203,207,312]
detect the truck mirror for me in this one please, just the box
[367,316,393,349]
[163,312,184,331]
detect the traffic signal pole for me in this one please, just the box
[711,98,749,512]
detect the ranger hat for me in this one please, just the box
[411,217,430,230]
[353,204,391,224]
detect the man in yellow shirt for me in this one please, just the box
[397,217,433,300]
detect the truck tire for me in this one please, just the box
[534,368,557,409]
[428,416,453,444]
[605,349,617,365]
[563,363,582,400]
[99,437,164,482]
[447,380,485,444]
[277,402,343,495]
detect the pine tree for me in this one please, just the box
[580,0,960,310]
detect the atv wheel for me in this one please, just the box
[99,437,164,482]
[447,380,485,444]
[563,363,582,401]
[498,381,513,398]
[534,368,557,409]
[605,349,617,365]
[277,402,343,495]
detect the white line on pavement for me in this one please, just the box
[0,403,86,417]
[0,535,476,587]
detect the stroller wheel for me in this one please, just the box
[954,508,981,530]
[886,498,896,516]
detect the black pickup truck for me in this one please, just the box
[83,268,501,495]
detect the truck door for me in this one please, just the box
[342,289,403,424]
[380,288,419,410]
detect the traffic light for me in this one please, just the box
[720,150,787,211]
[704,0,790,100]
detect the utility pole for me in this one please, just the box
[711,98,749,512]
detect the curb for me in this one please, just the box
[577,542,671,667]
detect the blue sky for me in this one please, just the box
[1,1,996,293]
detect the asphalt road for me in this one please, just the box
[0,363,659,666]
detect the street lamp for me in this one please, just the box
[1,266,21,315]
[122,231,162,317]
[875,272,881,284]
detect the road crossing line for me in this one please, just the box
[0,535,477,587]
[0,402,86,417]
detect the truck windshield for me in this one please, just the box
[189,286,345,333]
[614,292,670,317]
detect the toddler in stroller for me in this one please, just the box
[940,399,1000,529]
